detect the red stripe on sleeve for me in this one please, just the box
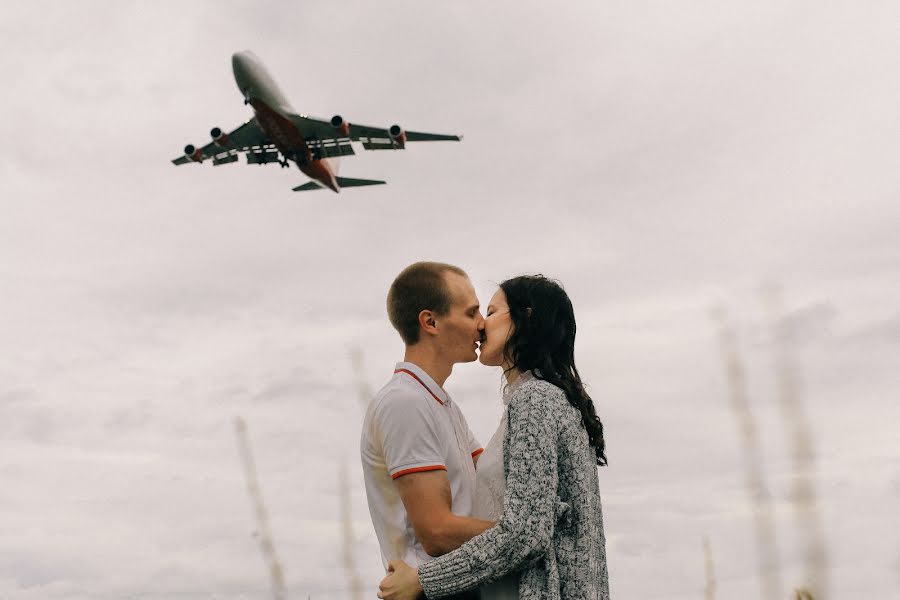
[391,465,448,480]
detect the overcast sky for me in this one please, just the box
[1,1,898,599]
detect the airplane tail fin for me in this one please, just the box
[292,182,324,192]
[291,176,386,192]
[334,176,386,188]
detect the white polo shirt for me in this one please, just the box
[360,362,483,569]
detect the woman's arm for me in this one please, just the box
[416,384,561,598]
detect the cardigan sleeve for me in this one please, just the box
[418,383,560,598]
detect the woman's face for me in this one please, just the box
[479,288,514,367]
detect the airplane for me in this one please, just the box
[172,51,462,193]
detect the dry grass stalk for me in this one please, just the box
[711,307,783,600]
[763,285,829,599]
[234,416,287,600]
[702,535,717,600]
[794,589,815,600]
[352,347,405,560]
[339,458,364,600]
[350,346,375,411]
[360,406,406,560]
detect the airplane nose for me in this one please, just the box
[232,52,254,99]
[232,52,248,80]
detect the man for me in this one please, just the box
[361,262,492,595]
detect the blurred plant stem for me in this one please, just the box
[350,346,375,411]
[340,457,364,600]
[235,416,287,600]
[763,283,829,600]
[712,307,783,600]
[350,345,405,559]
[702,535,716,600]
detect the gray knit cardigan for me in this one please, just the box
[418,377,610,599]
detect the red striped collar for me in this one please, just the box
[393,366,447,406]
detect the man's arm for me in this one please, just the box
[415,385,562,599]
[395,470,493,557]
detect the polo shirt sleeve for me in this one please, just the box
[373,391,447,480]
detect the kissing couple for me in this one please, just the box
[360,262,610,600]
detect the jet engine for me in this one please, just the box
[330,115,351,137]
[210,127,231,148]
[389,125,406,149]
[183,144,204,162]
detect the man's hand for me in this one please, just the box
[378,560,423,600]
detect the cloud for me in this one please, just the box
[845,313,900,345]
[2,1,899,599]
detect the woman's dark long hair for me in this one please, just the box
[500,275,607,466]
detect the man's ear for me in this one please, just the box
[418,310,439,337]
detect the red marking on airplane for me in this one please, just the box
[213,132,231,148]
[250,98,339,192]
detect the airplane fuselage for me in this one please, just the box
[231,51,339,192]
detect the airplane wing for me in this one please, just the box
[171,118,273,165]
[291,115,461,151]
[354,125,461,150]
[306,138,356,159]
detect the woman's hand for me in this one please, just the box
[377,559,423,600]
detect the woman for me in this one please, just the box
[377,275,610,600]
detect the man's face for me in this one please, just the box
[436,272,485,364]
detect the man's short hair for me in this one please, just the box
[387,261,467,345]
